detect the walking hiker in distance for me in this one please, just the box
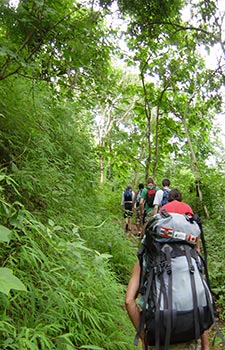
[153,178,171,215]
[139,177,159,234]
[121,184,134,232]
[132,183,144,237]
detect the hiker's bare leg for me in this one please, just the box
[136,211,143,237]
[128,217,132,231]
[124,216,128,231]
[201,330,209,350]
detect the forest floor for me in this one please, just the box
[208,325,225,349]
[124,223,143,243]
[124,223,139,236]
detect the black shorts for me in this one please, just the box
[124,203,133,218]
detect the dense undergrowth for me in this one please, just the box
[0,171,138,350]
[0,78,138,350]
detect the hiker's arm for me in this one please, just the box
[153,204,159,215]
[132,191,137,210]
[201,330,209,350]
[125,262,141,331]
[139,198,145,217]
[153,191,162,215]
[125,262,145,348]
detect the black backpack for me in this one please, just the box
[124,188,132,202]
[134,211,215,349]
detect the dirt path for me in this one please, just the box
[124,223,143,241]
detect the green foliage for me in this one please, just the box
[102,0,184,43]
[0,222,27,296]
[0,225,12,242]
[203,219,225,320]
[0,0,112,88]
[0,267,27,296]
[0,177,135,349]
[0,77,98,220]
[0,75,136,349]
[80,220,137,284]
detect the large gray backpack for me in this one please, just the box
[135,210,214,349]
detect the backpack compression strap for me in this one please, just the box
[163,246,173,350]
[154,247,173,350]
[184,245,201,340]
[154,254,166,350]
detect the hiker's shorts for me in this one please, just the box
[124,203,133,218]
[147,339,201,350]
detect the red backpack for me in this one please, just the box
[146,187,156,207]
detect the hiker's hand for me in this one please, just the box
[140,332,145,350]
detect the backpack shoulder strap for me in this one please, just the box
[134,266,154,347]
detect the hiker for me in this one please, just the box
[160,188,193,215]
[153,178,171,215]
[139,177,159,230]
[121,184,134,231]
[132,183,144,237]
[125,188,210,350]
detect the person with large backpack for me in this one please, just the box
[125,189,212,350]
[139,178,160,231]
[121,184,134,231]
[132,183,144,237]
[153,178,171,215]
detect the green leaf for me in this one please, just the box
[0,268,27,295]
[0,225,12,243]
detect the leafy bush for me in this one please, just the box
[202,219,225,320]
[0,194,135,350]
[0,73,137,350]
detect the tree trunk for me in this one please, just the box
[181,96,209,218]
[140,69,152,180]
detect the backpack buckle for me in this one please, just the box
[190,264,195,273]
[161,209,170,218]
[166,264,172,275]
[153,264,162,275]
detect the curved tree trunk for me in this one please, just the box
[140,67,152,180]
[182,95,210,218]
[152,87,168,178]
